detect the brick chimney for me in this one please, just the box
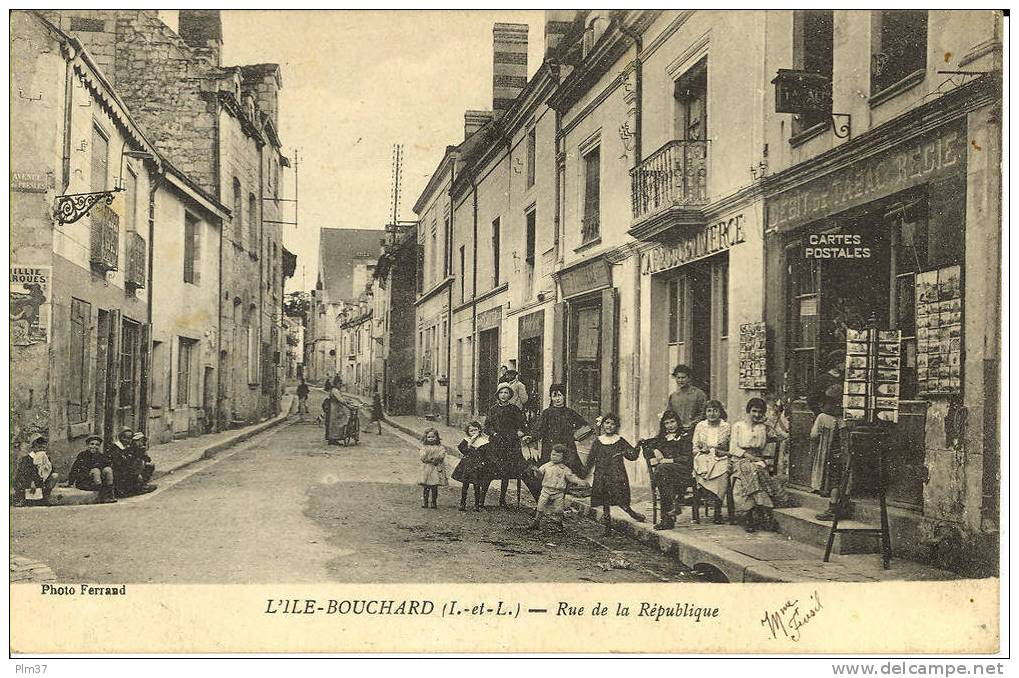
[492,23,528,119]
[179,10,223,66]
[544,10,582,58]
[464,110,494,140]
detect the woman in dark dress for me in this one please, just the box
[588,412,646,534]
[483,384,528,507]
[644,410,693,530]
[522,383,588,476]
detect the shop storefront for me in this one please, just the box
[764,92,994,521]
[555,257,616,423]
[517,309,545,422]
[475,305,502,413]
[640,214,748,405]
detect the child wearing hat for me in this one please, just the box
[12,435,58,507]
[527,444,588,530]
[114,432,157,496]
[68,434,117,503]
[483,383,528,507]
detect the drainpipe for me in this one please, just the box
[470,177,479,416]
[60,43,78,192]
[444,161,456,427]
[617,12,645,439]
[145,165,165,437]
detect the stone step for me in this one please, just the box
[773,506,883,555]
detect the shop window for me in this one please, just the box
[786,245,820,396]
[674,58,707,141]
[68,298,92,424]
[91,123,109,192]
[792,10,833,134]
[526,127,536,188]
[668,279,679,344]
[525,208,536,299]
[871,10,928,96]
[581,147,600,243]
[184,213,201,284]
[492,218,501,286]
[177,338,197,406]
[119,319,140,409]
[232,178,243,244]
[248,193,258,255]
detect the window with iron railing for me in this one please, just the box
[792,10,834,134]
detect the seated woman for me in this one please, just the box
[68,434,117,504]
[730,397,789,532]
[644,410,693,530]
[692,400,731,524]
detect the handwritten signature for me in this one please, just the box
[761,591,823,642]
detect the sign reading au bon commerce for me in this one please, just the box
[558,257,612,300]
[766,122,966,232]
[641,213,748,276]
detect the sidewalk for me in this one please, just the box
[370,405,960,584]
[29,394,295,507]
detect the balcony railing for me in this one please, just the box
[89,203,119,272]
[630,140,708,222]
[125,231,146,289]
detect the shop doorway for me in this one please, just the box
[687,262,712,394]
[477,327,500,413]
[569,300,602,423]
[519,336,543,423]
[665,253,728,401]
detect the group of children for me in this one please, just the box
[12,426,156,507]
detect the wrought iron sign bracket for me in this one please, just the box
[831,113,851,139]
[53,188,123,225]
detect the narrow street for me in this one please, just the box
[11,392,703,584]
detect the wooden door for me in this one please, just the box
[569,300,602,423]
[477,328,500,414]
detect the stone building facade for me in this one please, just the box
[48,9,290,428]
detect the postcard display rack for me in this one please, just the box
[824,328,900,569]
[738,321,767,390]
[915,265,962,395]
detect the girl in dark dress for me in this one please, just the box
[588,412,646,534]
[644,410,693,530]
[522,383,588,476]
[451,421,493,511]
[484,384,528,507]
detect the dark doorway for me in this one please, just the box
[477,327,500,414]
[519,336,543,424]
[688,263,712,396]
[569,300,602,423]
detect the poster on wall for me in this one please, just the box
[10,265,51,346]
[843,328,901,423]
[915,265,962,394]
[738,321,767,389]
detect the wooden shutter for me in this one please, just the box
[600,287,617,415]
[138,323,150,434]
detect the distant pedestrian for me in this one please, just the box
[12,435,58,507]
[588,412,646,534]
[362,387,383,435]
[418,428,448,509]
[503,369,528,410]
[323,376,333,392]
[296,379,310,417]
[68,434,117,503]
[452,421,493,512]
[527,444,588,531]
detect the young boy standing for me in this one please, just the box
[527,444,588,530]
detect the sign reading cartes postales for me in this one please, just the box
[10,265,51,346]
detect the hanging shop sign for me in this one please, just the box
[10,265,51,346]
[766,121,966,232]
[641,213,747,276]
[558,257,611,300]
[738,321,767,390]
[842,328,902,424]
[915,265,962,395]
[772,69,833,114]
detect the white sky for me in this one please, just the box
[162,10,546,293]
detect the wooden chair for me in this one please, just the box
[691,457,737,525]
[637,438,660,526]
